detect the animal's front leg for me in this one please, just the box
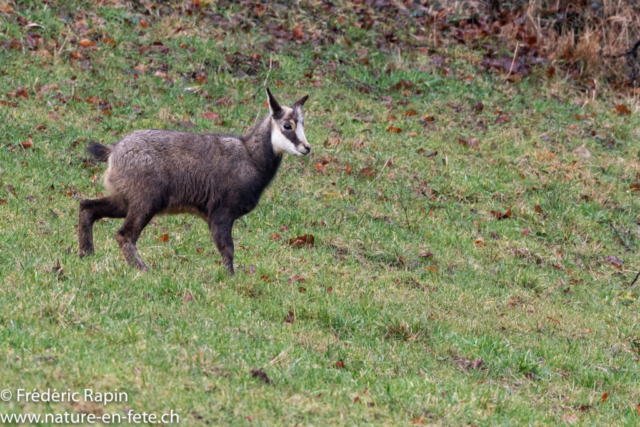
[209,216,235,274]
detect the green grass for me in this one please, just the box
[1,1,640,425]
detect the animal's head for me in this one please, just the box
[266,88,311,156]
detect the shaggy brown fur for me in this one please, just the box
[78,89,310,274]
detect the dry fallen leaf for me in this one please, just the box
[133,64,148,74]
[495,114,510,124]
[546,316,560,325]
[16,87,29,99]
[471,359,486,369]
[314,163,327,172]
[321,157,335,165]
[458,137,479,148]
[289,275,305,284]
[490,206,512,220]
[605,256,623,269]
[572,144,591,159]
[38,84,58,97]
[615,104,631,115]
[386,125,402,134]
[200,111,220,121]
[289,234,314,248]
[157,233,169,243]
[78,39,96,48]
[21,138,34,149]
[358,167,375,179]
[250,368,272,386]
[324,137,341,147]
[285,310,295,323]
[1,3,15,13]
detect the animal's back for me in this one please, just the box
[110,129,230,170]
[104,130,243,204]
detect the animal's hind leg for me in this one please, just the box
[78,197,127,257]
[115,206,155,271]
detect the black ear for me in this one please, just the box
[293,94,309,108]
[266,88,282,117]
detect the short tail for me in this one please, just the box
[86,141,111,162]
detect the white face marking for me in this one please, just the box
[293,105,308,145]
[271,118,303,156]
[295,121,307,144]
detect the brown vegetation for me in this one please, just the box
[442,0,640,87]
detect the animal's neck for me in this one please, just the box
[242,115,282,185]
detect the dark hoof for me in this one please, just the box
[132,253,149,271]
[79,248,94,258]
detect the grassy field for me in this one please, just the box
[2,1,640,425]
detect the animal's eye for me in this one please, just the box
[283,124,292,130]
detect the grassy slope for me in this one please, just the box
[1,1,640,425]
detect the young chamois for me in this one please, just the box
[78,89,310,274]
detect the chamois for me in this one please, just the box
[78,89,310,274]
